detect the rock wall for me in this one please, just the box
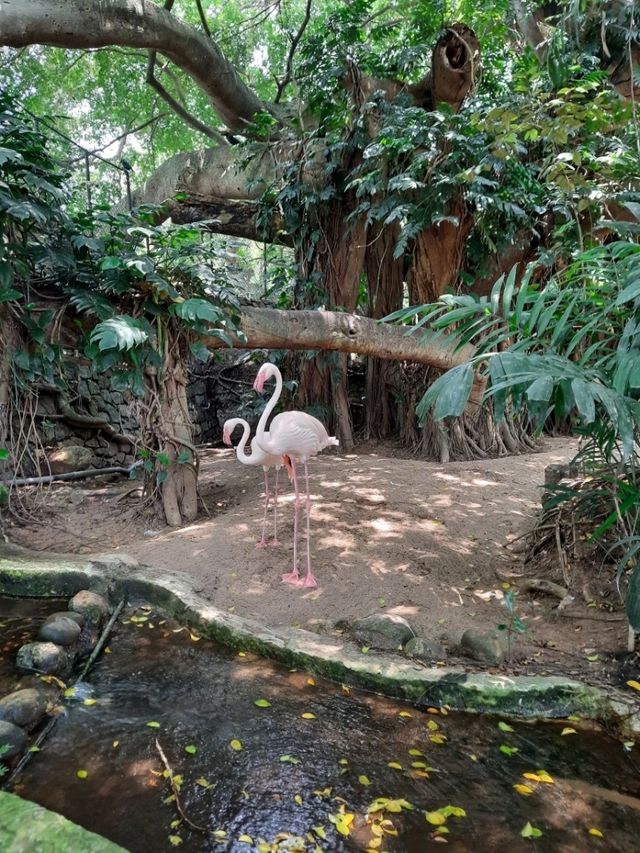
[24,355,260,473]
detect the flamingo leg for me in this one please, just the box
[257,469,270,548]
[270,466,281,546]
[300,460,317,588]
[282,458,301,584]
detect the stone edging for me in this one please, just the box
[1,544,639,737]
[0,790,127,852]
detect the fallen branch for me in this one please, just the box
[4,461,142,487]
[154,739,213,835]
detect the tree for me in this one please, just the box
[1,0,638,470]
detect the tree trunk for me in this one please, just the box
[295,198,368,450]
[145,328,198,527]
[407,192,474,303]
[364,222,404,439]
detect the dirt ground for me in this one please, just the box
[7,437,636,686]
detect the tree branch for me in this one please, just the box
[69,114,167,163]
[275,0,313,104]
[146,49,227,143]
[195,0,212,40]
[0,0,265,131]
[202,307,477,375]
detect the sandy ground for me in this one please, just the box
[7,437,633,682]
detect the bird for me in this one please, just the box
[253,363,339,588]
[223,417,285,549]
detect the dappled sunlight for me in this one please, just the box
[116,438,583,657]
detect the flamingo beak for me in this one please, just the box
[253,371,265,393]
[223,430,231,446]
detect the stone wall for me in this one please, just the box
[24,354,259,473]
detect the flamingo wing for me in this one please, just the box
[268,412,330,458]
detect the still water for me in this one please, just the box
[3,599,640,852]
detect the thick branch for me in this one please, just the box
[0,0,264,131]
[203,307,476,373]
[171,198,292,245]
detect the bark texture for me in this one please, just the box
[203,306,477,373]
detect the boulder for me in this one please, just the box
[459,629,510,664]
[403,637,446,662]
[44,611,85,628]
[16,642,72,678]
[69,591,110,626]
[351,614,415,651]
[0,689,49,728]
[48,445,93,474]
[0,720,27,759]
[38,616,81,647]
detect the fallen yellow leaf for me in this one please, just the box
[425,811,446,826]
[561,727,577,736]
[229,739,243,751]
[514,784,534,796]
[588,828,604,838]
[626,680,640,692]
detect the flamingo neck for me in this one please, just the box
[233,420,253,465]
[255,367,282,453]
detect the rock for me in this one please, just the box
[0,688,49,728]
[69,590,110,626]
[404,637,446,662]
[16,642,72,678]
[44,611,86,628]
[0,721,27,759]
[48,445,93,474]
[544,462,581,485]
[38,616,82,647]
[69,491,85,507]
[459,629,510,664]
[351,614,416,651]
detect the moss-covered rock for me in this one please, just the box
[0,792,127,852]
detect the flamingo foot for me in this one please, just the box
[256,540,268,549]
[268,539,282,548]
[282,569,302,585]
[300,572,318,589]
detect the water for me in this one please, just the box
[0,597,65,695]
[2,598,640,852]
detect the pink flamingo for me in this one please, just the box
[223,417,284,548]
[253,363,339,588]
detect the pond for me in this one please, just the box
[2,597,640,852]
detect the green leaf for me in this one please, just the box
[90,316,149,352]
[417,363,475,423]
[254,698,271,708]
[185,745,197,755]
[189,340,212,363]
[521,822,543,838]
[627,564,640,632]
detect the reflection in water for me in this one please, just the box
[4,599,640,852]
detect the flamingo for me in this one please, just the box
[253,363,339,588]
[222,417,284,548]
